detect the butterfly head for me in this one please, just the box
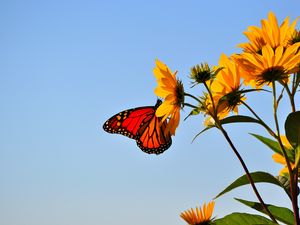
[155,99,163,108]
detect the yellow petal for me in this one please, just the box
[154,87,169,98]
[272,153,286,165]
[274,45,284,65]
[155,102,172,118]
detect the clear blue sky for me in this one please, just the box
[1,1,299,225]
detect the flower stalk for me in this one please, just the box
[284,82,296,112]
[272,81,299,225]
[218,126,278,223]
[203,84,278,223]
[147,11,300,225]
[184,92,202,104]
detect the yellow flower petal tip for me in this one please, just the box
[239,11,298,53]
[180,201,215,225]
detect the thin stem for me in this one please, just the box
[184,92,202,104]
[203,82,217,113]
[241,100,277,139]
[292,73,297,92]
[202,81,277,222]
[183,103,198,109]
[272,82,293,175]
[292,72,299,95]
[293,165,300,225]
[272,81,299,225]
[284,83,296,112]
[218,126,278,223]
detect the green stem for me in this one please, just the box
[284,84,296,112]
[203,82,217,114]
[218,126,278,223]
[202,82,277,223]
[272,82,293,174]
[183,103,198,109]
[291,72,300,96]
[292,72,297,93]
[184,92,202,104]
[272,81,299,225]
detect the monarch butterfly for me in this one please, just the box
[103,99,172,154]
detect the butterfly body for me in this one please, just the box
[103,100,172,154]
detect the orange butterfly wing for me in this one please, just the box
[103,100,172,154]
[136,115,171,154]
[103,106,155,139]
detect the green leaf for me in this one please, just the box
[239,88,271,94]
[215,172,286,199]
[285,111,300,166]
[192,115,261,141]
[192,126,213,143]
[251,134,281,154]
[251,133,294,161]
[285,111,300,148]
[212,213,274,225]
[220,115,261,125]
[235,198,294,225]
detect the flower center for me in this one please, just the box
[257,66,287,85]
[195,222,210,225]
[227,90,243,107]
[176,80,185,107]
[219,88,243,111]
[189,63,216,86]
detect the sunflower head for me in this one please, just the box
[154,59,184,136]
[238,11,298,53]
[176,79,185,108]
[238,26,266,54]
[218,88,244,112]
[189,63,221,87]
[258,66,289,85]
[180,201,215,225]
[210,54,245,115]
[233,44,300,88]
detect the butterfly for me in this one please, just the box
[103,99,172,154]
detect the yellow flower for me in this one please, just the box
[261,12,298,49]
[234,43,300,88]
[180,201,215,225]
[154,59,184,136]
[189,63,220,86]
[280,135,293,149]
[201,54,245,126]
[239,11,298,53]
[202,95,227,127]
[201,55,245,127]
[272,153,293,176]
[239,25,266,53]
[211,54,245,115]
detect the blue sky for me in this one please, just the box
[1,1,299,225]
